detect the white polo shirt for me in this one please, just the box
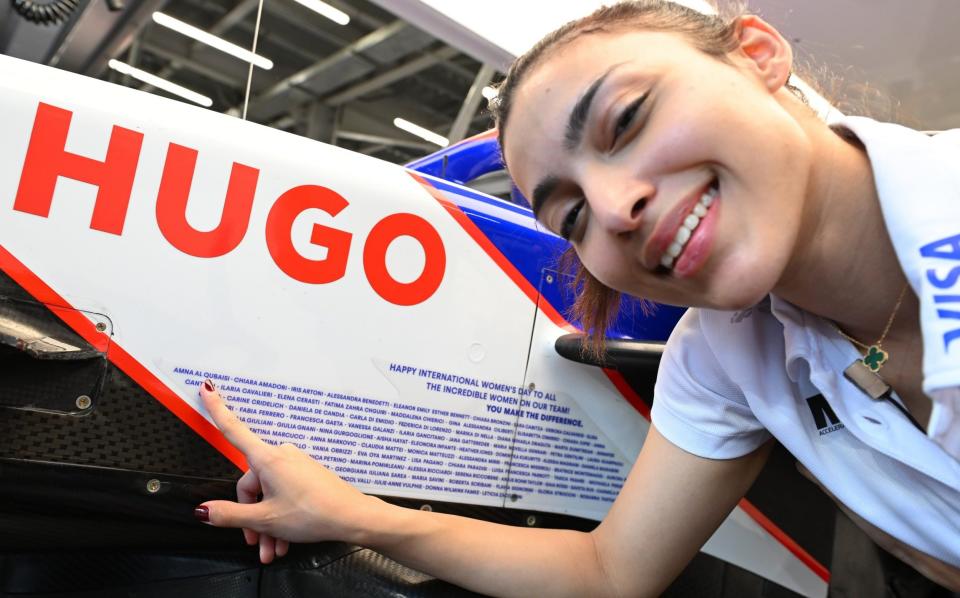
[651,119,960,566]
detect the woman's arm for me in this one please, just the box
[362,426,771,597]
[198,384,771,598]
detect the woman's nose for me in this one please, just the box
[584,178,651,234]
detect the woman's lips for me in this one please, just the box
[673,193,719,278]
[643,180,715,271]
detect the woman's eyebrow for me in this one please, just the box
[532,175,559,218]
[564,62,627,150]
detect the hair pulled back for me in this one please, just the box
[490,0,752,354]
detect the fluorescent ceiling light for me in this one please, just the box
[481,86,498,100]
[394,117,448,147]
[108,59,213,107]
[291,0,350,25]
[152,12,274,70]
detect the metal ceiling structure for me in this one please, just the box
[0,0,501,165]
[4,0,958,168]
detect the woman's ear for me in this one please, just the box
[735,15,794,92]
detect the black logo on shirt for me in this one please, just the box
[729,297,772,323]
[806,394,845,436]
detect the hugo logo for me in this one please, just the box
[13,102,446,306]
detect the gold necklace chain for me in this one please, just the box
[835,284,909,372]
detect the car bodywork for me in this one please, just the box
[0,54,834,597]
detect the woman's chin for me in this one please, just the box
[697,284,772,312]
[700,254,784,311]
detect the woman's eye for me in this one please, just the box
[560,200,584,240]
[612,94,647,146]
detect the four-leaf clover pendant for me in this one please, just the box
[862,345,889,372]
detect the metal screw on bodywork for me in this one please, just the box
[146,479,161,493]
[545,274,554,284]
[419,504,433,512]
[95,322,107,332]
[527,382,535,391]
[76,395,92,410]
[509,493,519,502]
[525,515,537,527]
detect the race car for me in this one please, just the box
[0,54,834,597]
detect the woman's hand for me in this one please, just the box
[196,380,381,563]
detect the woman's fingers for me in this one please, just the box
[237,469,262,502]
[197,383,299,559]
[199,499,271,531]
[259,532,276,564]
[237,469,262,545]
[199,380,270,465]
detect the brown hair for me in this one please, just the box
[490,1,804,355]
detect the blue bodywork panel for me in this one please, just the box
[408,135,684,342]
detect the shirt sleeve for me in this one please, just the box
[651,309,771,459]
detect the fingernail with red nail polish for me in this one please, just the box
[203,379,215,392]
[194,505,210,522]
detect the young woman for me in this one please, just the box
[196,1,960,594]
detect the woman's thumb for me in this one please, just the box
[195,500,269,530]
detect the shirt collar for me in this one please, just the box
[767,295,862,385]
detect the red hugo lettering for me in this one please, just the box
[13,103,446,306]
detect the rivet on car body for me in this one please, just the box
[146,479,161,493]
[76,395,92,410]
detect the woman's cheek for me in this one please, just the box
[640,109,723,174]
[578,244,626,291]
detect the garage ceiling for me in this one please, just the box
[0,0,498,165]
[1,0,957,170]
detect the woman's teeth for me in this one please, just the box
[660,185,717,270]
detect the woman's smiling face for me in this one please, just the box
[503,22,815,310]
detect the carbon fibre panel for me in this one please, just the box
[0,267,237,478]
[0,544,806,598]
